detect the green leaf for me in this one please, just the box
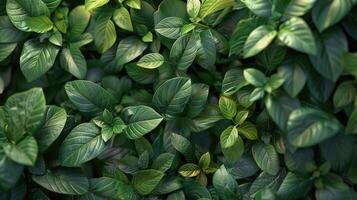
[0,43,17,62]
[25,15,53,33]
[252,142,280,175]
[20,40,59,82]
[85,0,110,11]
[113,7,133,32]
[187,0,201,18]
[60,46,87,79]
[32,170,89,195]
[220,126,244,161]
[333,81,356,110]
[213,165,239,200]
[169,34,199,70]
[179,163,201,177]
[277,172,312,200]
[4,135,38,166]
[230,18,267,56]
[241,0,272,17]
[343,52,357,78]
[155,17,186,39]
[287,107,342,147]
[171,133,195,162]
[153,77,192,118]
[0,156,23,191]
[221,69,246,96]
[90,177,138,200]
[256,44,287,70]
[278,17,316,55]
[277,56,308,97]
[243,25,277,58]
[218,96,237,119]
[137,53,165,69]
[265,92,300,131]
[243,68,268,87]
[0,16,28,43]
[152,153,175,172]
[122,105,163,139]
[132,169,165,195]
[4,88,46,142]
[346,109,357,134]
[125,0,141,9]
[196,30,216,70]
[185,83,209,118]
[68,5,91,38]
[65,80,117,114]
[275,0,317,17]
[116,36,148,65]
[199,0,235,19]
[309,28,348,82]
[126,63,158,84]
[6,0,49,32]
[94,13,116,53]
[59,123,106,167]
[34,106,67,152]
[238,121,258,140]
[249,87,265,102]
[315,173,354,200]
[312,0,355,32]
[264,74,285,93]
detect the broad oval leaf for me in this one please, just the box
[60,46,87,79]
[116,36,148,65]
[155,17,186,39]
[169,34,199,70]
[252,142,280,175]
[153,77,192,118]
[65,80,117,114]
[0,16,28,43]
[132,169,165,195]
[59,123,106,167]
[122,105,163,139]
[287,107,342,147]
[278,17,316,55]
[32,170,89,195]
[20,40,59,82]
[113,7,133,32]
[218,96,237,119]
[243,25,277,58]
[4,135,38,166]
[94,12,116,53]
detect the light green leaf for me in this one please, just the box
[155,17,187,39]
[221,126,244,161]
[153,77,192,118]
[25,15,53,33]
[278,17,316,55]
[287,107,342,147]
[122,105,163,139]
[113,7,133,32]
[221,69,246,96]
[132,169,165,195]
[4,88,46,142]
[20,40,59,82]
[179,163,201,177]
[243,68,268,87]
[85,0,110,11]
[94,13,116,53]
[252,142,280,175]
[59,123,106,167]
[238,121,258,140]
[199,0,235,19]
[65,80,117,114]
[60,46,87,79]
[137,53,165,69]
[187,0,201,18]
[241,0,272,17]
[125,0,141,9]
[68,5,90,38]
[32,170,89,195]
[276,0,317,17]
[243,25,277,58]
[218,96,237,119]
[34,106,67,152]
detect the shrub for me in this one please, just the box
[0,0,357,199]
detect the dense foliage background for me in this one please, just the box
[1,0,357,199]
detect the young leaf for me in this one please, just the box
[218,96,237,119]
[179,163,201,177]
[85,0,110,11]
[243,68,268,87]
[113,7,133,32]
[243,25,277,58]
[25,16,53,33]
[94,12,116,53]
[187,0,201,18]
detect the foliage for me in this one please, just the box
[0,0,357,199]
